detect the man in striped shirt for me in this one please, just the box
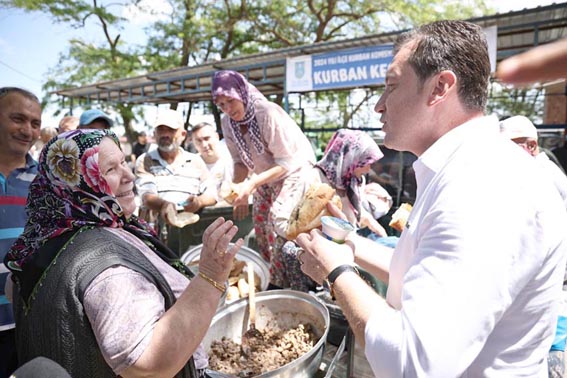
[0,87,41,376]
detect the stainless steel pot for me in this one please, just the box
[202,290,330,378]
[181,243,270,292]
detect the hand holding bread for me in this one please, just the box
[286,183,342,240]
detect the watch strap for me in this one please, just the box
[326,264,359,300]
[327,264,359,284]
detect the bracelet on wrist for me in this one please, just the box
[198,271,226,293]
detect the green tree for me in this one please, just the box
[1,0,144,141]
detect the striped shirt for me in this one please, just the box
[0,154,37,330]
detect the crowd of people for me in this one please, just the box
[1,18,567,378]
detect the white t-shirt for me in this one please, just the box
[365,115,567,377]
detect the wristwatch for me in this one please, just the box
[323,264,360,300]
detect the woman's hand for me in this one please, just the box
[232,180,254,220]
[199,218,244,283]
[359,210,388,237]
[326,201,348,221]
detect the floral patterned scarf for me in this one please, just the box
[211,70,266,170]
[5,129,185,277]
[315,129,384,221]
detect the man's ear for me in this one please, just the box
[428,70,457,106]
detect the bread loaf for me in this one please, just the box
[286,183,342,240]
[389,203,413,232]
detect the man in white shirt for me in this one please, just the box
[295,20,567,377]
[190,122,233,202]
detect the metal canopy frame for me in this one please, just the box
[55,2,567,106]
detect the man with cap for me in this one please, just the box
[78,109,114,130]
[501,115,567,377]
[500,115,567,209]
[135,108,216,228]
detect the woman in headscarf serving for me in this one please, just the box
[5,129,242,378]
[279,129,387,291]
[211,70,316,288]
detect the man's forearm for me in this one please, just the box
[348,233,392,285]
[143,193,169,212]
[197,194,216,209]
[333,273,386,348]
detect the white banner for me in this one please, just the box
[286,55,313,92]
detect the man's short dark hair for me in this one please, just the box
[394,20,490,112]
[0,87,40,104]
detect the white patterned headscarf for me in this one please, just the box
[211,70,267,170]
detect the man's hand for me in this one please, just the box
[295,229,355,284]
[159,201,177,225]
[183,195,202,213]
[497,37,567,84]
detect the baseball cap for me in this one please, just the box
[79,109,114,127]
[154,109,184,130]
[499,115,538,140]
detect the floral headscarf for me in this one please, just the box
[315,129,383,221]
[211,70,267,170]
[5,129,174,274]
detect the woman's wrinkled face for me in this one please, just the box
[98,137,137,218]
[215,95,245,121]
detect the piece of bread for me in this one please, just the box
[165,206,200,228]
[219,182,239,204]
[286,183,342,240]
[389,203,413,232]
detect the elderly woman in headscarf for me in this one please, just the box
[5,129,242,378]
[278,129,387,291]
[211,70,316,289]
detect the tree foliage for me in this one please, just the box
[1,0,497,139]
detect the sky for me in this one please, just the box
[0,0,563,130]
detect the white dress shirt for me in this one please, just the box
[365,115,567,377]
[536,151,567,211]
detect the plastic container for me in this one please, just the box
[320,216,355,244]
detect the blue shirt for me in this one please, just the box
[0,154,37,330]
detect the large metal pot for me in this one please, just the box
[202,290,330,378]
[181,243,270,292]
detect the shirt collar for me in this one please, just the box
[412,115,499,197]
[25,153,38,169]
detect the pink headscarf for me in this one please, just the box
[316,129,383,220]
[211,70,267,170]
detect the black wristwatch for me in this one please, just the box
[323,264,360,300]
